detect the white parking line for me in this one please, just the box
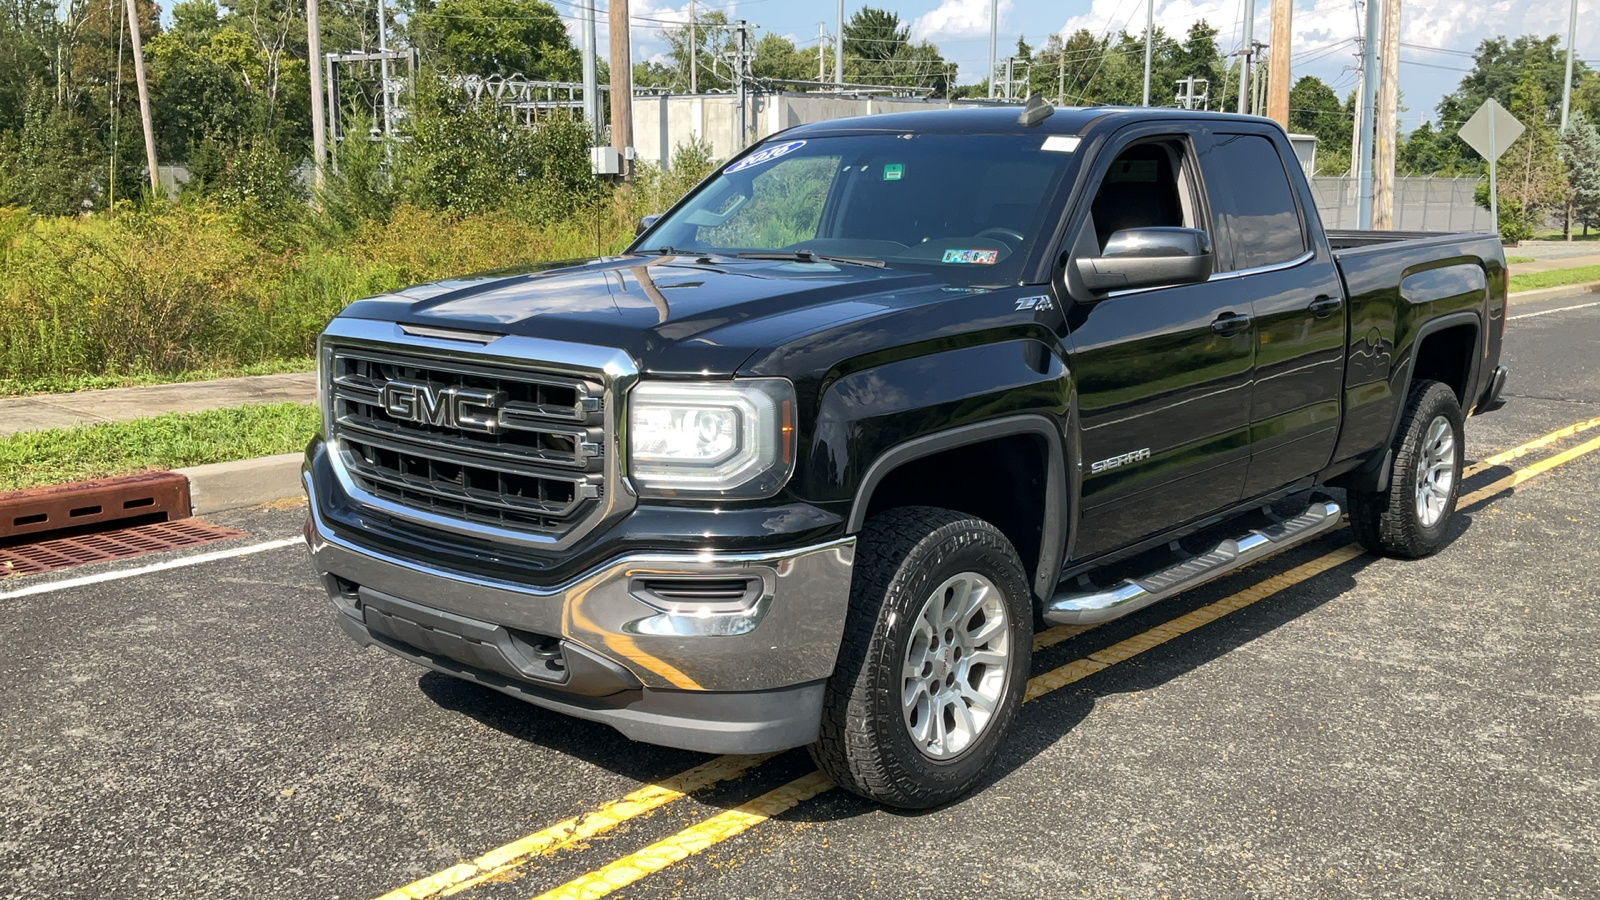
[0,538,303,600]
[1509,299,1600,320]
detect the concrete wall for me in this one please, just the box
[632,93,997,169]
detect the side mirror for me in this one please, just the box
[636,213,662,236]
[1073,227,1214,293]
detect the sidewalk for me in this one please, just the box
[1507,252,1600,277]
[0,372,316,438]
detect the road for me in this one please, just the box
[4,293,1599,900]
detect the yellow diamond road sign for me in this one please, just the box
[1458,99,1525,163]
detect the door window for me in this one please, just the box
[1085,139,1203,251]
[1199,133,1307,270]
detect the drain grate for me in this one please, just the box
[0,520,246,578]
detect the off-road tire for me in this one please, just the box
[808,507,1032,809]
[1348,379,1465,558]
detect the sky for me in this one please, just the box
[561,0,1597,126]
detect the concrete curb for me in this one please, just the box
[1508,281,1600,304]
[174,453,304,515]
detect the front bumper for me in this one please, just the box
[304,467,856,754]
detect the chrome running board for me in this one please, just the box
[1042,500,1343,626]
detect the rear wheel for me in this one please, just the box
[809,507,1032,809]
[1348,379,1465,558]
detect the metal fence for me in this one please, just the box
[1310,177,1493,233]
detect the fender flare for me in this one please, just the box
[847,414,1071,602]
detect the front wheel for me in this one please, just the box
[1348,379,1466,558]
[809,507,1032,809]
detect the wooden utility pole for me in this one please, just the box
[1266,0,1291,127]
[609,0,633,178]
[1372,0,1401,228]
[123,0,159,195]
[307,0,327,189]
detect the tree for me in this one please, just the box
[411,0,577,80]
[1559,111,1600,235]
[842,8,950,95]
[1437,35,1591,144]
[1493,68,1567,240]
[0,0,57,133]
[1290,76,1347,156]
[751,33,813,83]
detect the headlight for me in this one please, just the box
[628,380,796,497]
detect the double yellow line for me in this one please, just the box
[381,414,1600,900]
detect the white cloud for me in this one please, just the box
[913,0,1015,42]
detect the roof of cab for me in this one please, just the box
[781,105,1277,138]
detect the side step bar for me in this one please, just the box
[1042,500,1343,626]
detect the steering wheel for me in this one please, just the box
[975,227,1026,248]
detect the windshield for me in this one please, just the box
[641,132,1079,285]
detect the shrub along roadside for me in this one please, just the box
[0,403,318,491]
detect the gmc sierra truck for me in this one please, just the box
[303,104,1509,808]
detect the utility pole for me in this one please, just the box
[1349,62,1363,176]
[736,21,748,144]
[689,0,697,93]
[308,0,326,189]
[1058,43,1066,105]
[1237,0,1255,114]
[609,0,632,178]
[1266,0,1291,126]
[376,0,388,138]
[580,0,599,142]
[836,0,844,86]
[1373,0,1400,228]
[1253,41,1266,116]
[1142,0,1153,106]
[819,22,826,82]
[123,0,159,194]
[1005,56,1014,101]
[988,0,997,98]
[1356,0,1381,228]
[1561,0,1578,130]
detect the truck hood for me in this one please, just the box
[335,254,956,375]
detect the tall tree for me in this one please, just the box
[1559,111,1600,235]
[1437,34,1591,141]
[842,7,950,95]
[1494,68,1567,239]
[411,0,577,80]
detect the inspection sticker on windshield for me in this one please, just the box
[725,140,806,173]
[884,163,904,181]
[942,249,999,265]
[1042,135,1082,153]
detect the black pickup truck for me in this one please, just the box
[302,105,1508,808]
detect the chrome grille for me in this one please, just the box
[328,346,608,538]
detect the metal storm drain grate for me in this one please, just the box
[0,520,246,578]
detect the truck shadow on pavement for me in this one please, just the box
[411,502,1487,822]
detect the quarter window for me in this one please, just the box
[1200,133,1307,270]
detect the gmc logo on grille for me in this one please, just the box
[380,380,507,434]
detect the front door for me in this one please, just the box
[1064,134,1256,560]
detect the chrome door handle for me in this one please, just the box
[1211,313,1252,336]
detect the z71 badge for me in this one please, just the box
[1090,447,1151,474]
[1015,295,1054,312]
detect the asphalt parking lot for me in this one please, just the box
[4,292,1599,900]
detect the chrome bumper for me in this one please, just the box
[303,468,856,753]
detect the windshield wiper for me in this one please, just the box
[735,250,886,268]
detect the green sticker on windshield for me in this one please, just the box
[883,163,904,181]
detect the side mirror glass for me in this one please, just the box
[1073,227,1214,293]
[636,213,662,237]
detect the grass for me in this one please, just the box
[0,403,318,491]
[1505,255,1535,264]
[0,358,314,398]
[1532,230,1600,241]
[1509,264,1600,294]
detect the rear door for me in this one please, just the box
[1195,129,1347,495]
[1062,127,1256,560]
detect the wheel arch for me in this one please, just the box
[848,415,1070,603]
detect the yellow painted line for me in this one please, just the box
[1459,434,1600,508]
[1473,415,1600,470]
[530,771,836,900]
[375,754,775,900]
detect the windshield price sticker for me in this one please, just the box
[1042,135,1082,153]
[943,249,999,265]
[725,140,807,173]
